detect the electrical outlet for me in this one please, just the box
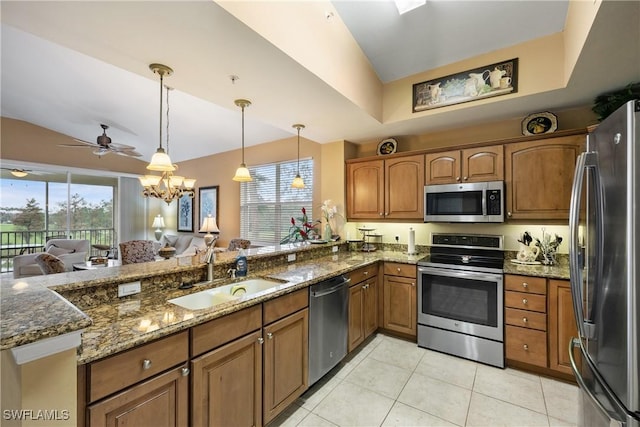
[118,281,141,297]
[287,253,296,262]
[332,246,338,253]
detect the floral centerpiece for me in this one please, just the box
[280,207,320,244]
[534,228,563,265]
[320,199,341,240]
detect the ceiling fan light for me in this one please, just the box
[291,174,305,189]
[147,148,176,171]
[233,164,253,182]
[10,169,28,178]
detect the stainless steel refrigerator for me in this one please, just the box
[569,99,640,427]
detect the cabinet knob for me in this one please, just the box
[456,176,460,181]
[397,267,401,272]
[363,284,369,289]
[463,176,468,181]
[522,282,528,289]
[411,282,415,287]
[181,367,190,377]
[522,298,528,305]
[267,332,273,340]
[507,212,512,217]
[258,337,264,344]
[379,212,384,216]
[522,317,528,323]
[363,271,369,276]
[142,359,152,370]
[523,344,529,351]
[384,212,388,216]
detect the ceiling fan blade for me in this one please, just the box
[59,143,95,148]
[114,149,142,157]
[108,141,136,150]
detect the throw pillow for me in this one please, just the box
[35,253,66,274]
[48,244,75,257]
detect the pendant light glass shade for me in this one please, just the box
[233,99,253,182]
[147,147,175,171]
[291,124,305,188]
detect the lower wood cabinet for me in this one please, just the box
[191,330,263,427]
[382,263,417,338]
[263,307,309,424]
[505,274,578,379]
[88,365,189,427]
[348,276,378,352]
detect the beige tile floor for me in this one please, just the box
[270,333,579,427]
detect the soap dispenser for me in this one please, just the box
[235,248,248,277]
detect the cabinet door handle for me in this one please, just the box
[258,337,264,344]
[522,317,528,323]
[522,298,528,305]
[181,367,190,377]
[142,359,152,370]
[522,282,528,289]
[523,344,529,351]
[267,332,273,340]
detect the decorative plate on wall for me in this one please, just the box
[377,138,398,155]
[522,112,558,136]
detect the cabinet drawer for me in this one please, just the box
[88,331,189,403]
[505,291,546,313]
[383,262,416,278]
[191,305,262,357]
[505,325,547,367]
[505,274,546,294]
[263,288,308,325]
[349,263,378,285]
[505,308,546,331]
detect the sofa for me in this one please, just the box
[13,239,90,279]
[154,234,210,257]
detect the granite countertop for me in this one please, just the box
[503,259,570,280]
[0,246,427,363]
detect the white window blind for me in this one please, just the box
[240,158,313,245]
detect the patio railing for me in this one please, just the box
[0,228,116,273]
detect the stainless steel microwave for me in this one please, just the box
[424,181,504,223]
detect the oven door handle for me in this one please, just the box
[418,266,502,282]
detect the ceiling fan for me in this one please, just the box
[60,124,142,158]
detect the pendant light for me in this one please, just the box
[146,64,175,172]
[291,124,305,189]
[232,99,253,182]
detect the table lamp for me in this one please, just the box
[199,215,220,248]
[152,215,165,241]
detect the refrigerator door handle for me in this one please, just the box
[569,338,624,427]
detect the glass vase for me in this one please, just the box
[323,223,332,241]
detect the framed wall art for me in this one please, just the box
[177,194,194,232]
[413,58,518,112]
[198,186,219,231]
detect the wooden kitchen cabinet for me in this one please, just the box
[190,306,263,427]
[505,275,578,380]
[549,279,579,375]
[263,290,309,425]
[382,262,417,338]
[84,331,190,427]
[348,264,379,352]
[346,154,424,220]
[425,145,503,185]
[505,134,585,220]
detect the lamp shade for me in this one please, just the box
[152,215,165,228]
[232,164,253,182]
[291,174,305,189]
[147,148,176,172]
[199,215,220,233]
[10,169,28,178]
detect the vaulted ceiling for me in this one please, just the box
[1,1,638,164]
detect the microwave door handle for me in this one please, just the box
[482,189,487,216]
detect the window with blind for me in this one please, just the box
[240,158,313,245]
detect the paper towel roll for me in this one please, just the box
[408,228,416,254]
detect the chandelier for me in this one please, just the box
[139,64,196,205]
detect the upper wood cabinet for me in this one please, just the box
[425,145,503,185]
[505,135,585,220]
[346,154,424,220]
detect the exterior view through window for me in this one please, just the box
[0,170,116,273]
[240,158,313,246]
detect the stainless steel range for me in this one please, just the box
[417,233,505,368]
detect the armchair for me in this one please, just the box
[12,239,90,279]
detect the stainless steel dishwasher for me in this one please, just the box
[308,274,350,385]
